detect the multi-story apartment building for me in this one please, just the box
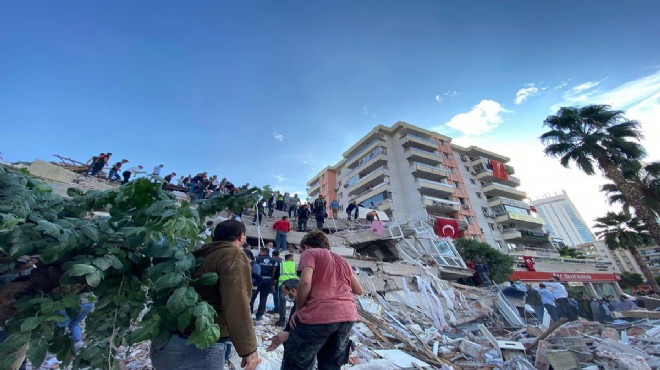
[307,121,627,294]
[530,191,595,247]
[638,245,660,277]
[576,241,644,275]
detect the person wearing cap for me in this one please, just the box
[150,220,260,370]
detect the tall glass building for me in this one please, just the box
[530,190,594,247]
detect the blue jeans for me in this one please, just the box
[107,169,121,181]
[534,305,544,324]
[275,231,287,251]
[151,335,226,370]
[57,302,95,343]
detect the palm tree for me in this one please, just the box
[601,161,660,215]
[593,211,659,292]
[540,105,660,248]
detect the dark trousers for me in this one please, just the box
[253,212,264,225]
[277,288,287,324]
[556,297,579,321]
[250,278,272,319]
[282,321,353,370]
[121,171,131,184]
[544,303,559,322]
[90,164,104,176]
[298,218,308,232]
[288,205,297,218]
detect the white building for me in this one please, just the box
[530,190,595,247]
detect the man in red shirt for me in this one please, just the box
[282,230,363,370]
[272,216,291,252]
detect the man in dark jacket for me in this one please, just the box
[150,220,260,370]
[251,248,280,321]
[525,283,545,324]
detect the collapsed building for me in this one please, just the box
[12,158,660,369]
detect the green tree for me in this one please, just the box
[454,239,514,284]
[593,211,660,292]
[0,165,266,369]
[617,271,645,290]
[540,105,660,250]
[556,246,586,259]
[601,161,660,215]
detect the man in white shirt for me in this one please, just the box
[152,164,164,176]
[121,165,144,184]
[545,276,578,321]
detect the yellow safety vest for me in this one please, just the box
[278,260,297,286]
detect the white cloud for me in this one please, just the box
[572,81,600,93]
[438,99,510,136]
[274,174,284,182]
[362,105,377,119]
[554,81,569,90]
[435,90,459,104]
[515,83,540,104]
[453,135,614,232]
[273,132,284,142]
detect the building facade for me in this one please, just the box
[530,190,595,247]
[307,121,552,252]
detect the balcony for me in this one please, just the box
[475,169,521,187]
[422,196,460,215]
[494,211,545,228]
[308,186,320,197]
[346,140,384,170]
[417,179,454,198]
[487,196,531,210]
[347,167,388,197]
[482,183,527,200]
[512,256,615,273]
[410,162,450,182]
[401,133,438,152]
[405,147,443,166]
[355,183,390,205]
[502,229,552,244]
[345,151,388,179]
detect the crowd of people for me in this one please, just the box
[149,220,363,370]
[517,277,646,325]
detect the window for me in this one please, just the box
[470,179,476,185]
[458,198,467,206]
[444,153,450,159]
[439,139,446,145]
[480,181,486,186]
[470,235,478,240]
[488,223,495,231]
[496,240,504,249]
[454,182,460,188]
[460,154,467,162]
[481,206,489,214]
[476,192,483,199]
[465,216,473,224]
[464,165,471,172]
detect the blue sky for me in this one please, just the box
[1,1,659,226]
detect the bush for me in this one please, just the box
[454,238,514,283]
[0,165,264,369]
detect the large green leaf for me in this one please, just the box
[20,317,39,332]
[67,264,99,277]
[154,272,184,292]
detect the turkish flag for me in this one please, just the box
[523,256,535,271]
[435,217,459,239]
[490,160,509,181]
[530,205,538,213]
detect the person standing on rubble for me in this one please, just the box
[524,284,545,324]
[590,297,603,323]
[275,254,298,327]
[250,248,279,322]
[89,152,111,176]
[534,284,559,322]
[107,159,128,182]
[297,204,311,232]
[150,220,261,370]
[545,276,578,321]
[273,216,291,251]
[474,259,492,286]
[281,230,363,370]
[85,152,104,175]
[121,165,144,184]
[346,201,358,221]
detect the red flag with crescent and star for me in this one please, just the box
[523,255,536,271]
[490,159,509,181]
[435,217,459,239]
